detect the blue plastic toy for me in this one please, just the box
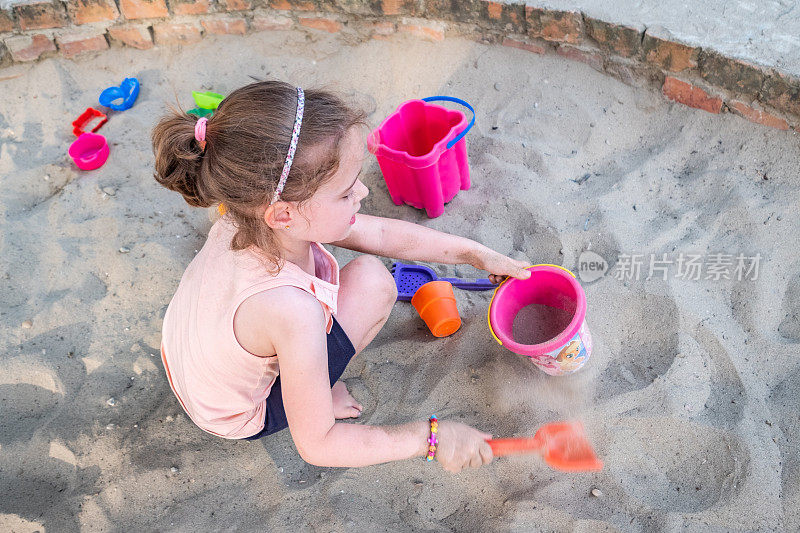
[99,77,140,111]
[391,262,496,302]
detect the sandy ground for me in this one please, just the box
[1,28,799,532]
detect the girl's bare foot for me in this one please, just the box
[331,381,363,419]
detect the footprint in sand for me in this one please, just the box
[0,382,62,444]
[767,364,800,529]
[602,416,749,513]
[483,91,593,159]
[590,284,680,402]
[432,200,563,266]
[0,357,65,445]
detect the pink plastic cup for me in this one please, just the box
[367,96,474,218]
[488,264,593,376]
[69,133,109,171]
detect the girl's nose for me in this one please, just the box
[357,180,369,201]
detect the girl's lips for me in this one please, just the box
[350,215,356,225]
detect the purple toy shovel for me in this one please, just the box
[391,262,496,302]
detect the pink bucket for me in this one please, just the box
[488,265,593,376]
[68,132,109,171]
[368,96,474,218]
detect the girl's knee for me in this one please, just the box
[350,256,397,306]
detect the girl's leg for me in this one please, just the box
[336,255,397,355]
[330,255,396,418]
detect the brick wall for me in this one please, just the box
[0,0,797,130]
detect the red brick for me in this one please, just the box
[485,1,502,20]
[642,33,699,72]
[218,0,251,11]
[556,44,604,72]
[585,17,642,58]
[119,0,168,20]
[251,14,292,31]
[502,37,545,55]
[270,0,315,10]
[168,0,211,15]
[381,0,402,15]
[4,33,56,61]
[662,76,722,114]
[762,70,800,118]
[318,0,375,16]
[0,9,14,32]
[14,1,67,30]
[56,30,109,58]
[299,16,341,33]
[526,7,582,44]
[729,101,789,131]
[699,51,765,99]
[108,24,153,49]
[65,0,119,24]
[478,0,525,33]
[398,19,444,41]
[153,22,202,45]
[201,16,247,35]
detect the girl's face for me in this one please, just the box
[290,127,370,243]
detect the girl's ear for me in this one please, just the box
[263,202,292,229]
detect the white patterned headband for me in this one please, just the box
[270,87,305,205]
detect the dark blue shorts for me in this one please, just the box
[243,316,356,440]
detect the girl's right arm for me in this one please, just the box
[247,286,493,471]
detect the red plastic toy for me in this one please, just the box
[72,107,108,137]
[487,421,603,472]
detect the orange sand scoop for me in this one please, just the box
[487,422,603,472]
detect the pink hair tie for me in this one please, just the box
[194,117,208,151]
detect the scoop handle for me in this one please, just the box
[487,437,543,457]
[441,277,496,290]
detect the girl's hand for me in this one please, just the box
[472,247,531,284]
[435,420,494,473]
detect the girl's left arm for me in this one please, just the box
[332,214,531,281]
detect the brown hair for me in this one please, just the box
[151,80,367,269]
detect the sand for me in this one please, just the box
[1,28,798,532]
[512,304,575,345]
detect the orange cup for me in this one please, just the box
[411,281,461,337]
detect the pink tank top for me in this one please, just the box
[160,217,340,439]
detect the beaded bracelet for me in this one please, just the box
[426,415,439,462]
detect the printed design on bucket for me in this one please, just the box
[538,326,591,375]
[578,320,593,356]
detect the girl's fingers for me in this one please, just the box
[485,256,531,281]
[514,267,531,279]
[479,442,493,464]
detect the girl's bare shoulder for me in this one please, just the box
[233,286,325,357]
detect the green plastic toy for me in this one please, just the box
[187,108,213,118]
[192,91,224,110]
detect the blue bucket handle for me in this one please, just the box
[422,96,475,150]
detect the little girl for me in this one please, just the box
[152,80,531,473]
